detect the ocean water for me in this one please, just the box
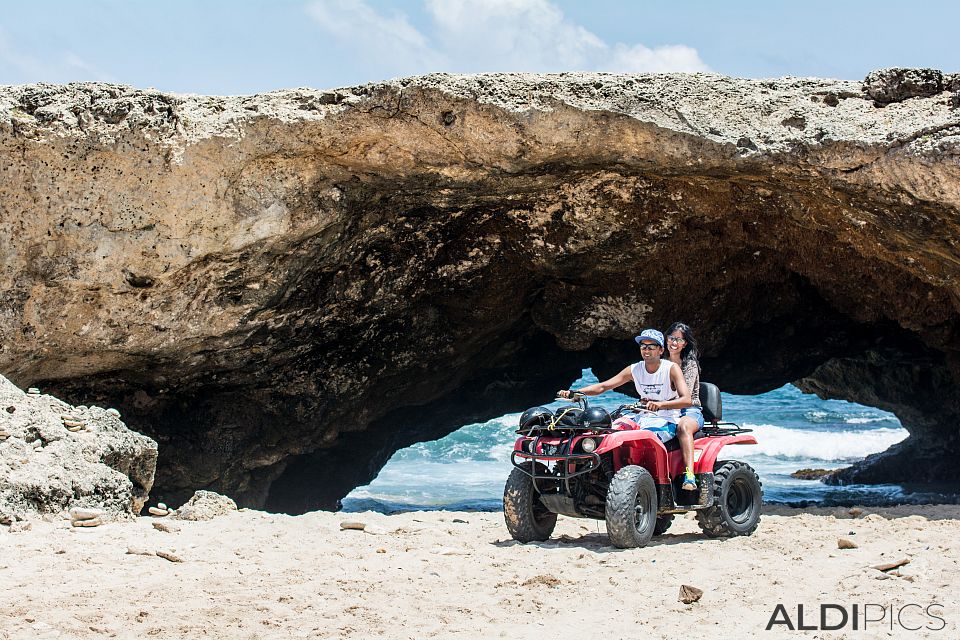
[343,369,955,513]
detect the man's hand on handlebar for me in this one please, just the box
[557,389,583,401]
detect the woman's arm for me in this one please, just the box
[645,363,691,410]
[558,365,633,398]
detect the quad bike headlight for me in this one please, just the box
[580,437,597,453]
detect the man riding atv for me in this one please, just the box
[558,328,698,489]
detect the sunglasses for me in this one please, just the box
[639,343,661,350]
[667,337,686,344]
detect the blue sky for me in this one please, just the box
[1,0,957,94]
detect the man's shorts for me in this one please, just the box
[612,416,678,443]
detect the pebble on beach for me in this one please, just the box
[679,584,704,604]
[838,538,859,549]
[148,507,170,517]
[126,547,155,556]
[72,517,103,528]
[340,521,366,531]
[69,507,104,522]
[156,550,183,563]
[153,521,178,533]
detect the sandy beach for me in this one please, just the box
[1,504,957,639]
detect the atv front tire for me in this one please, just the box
[697,460,763,537]
[605,465,658,548]
[503,463,558,542]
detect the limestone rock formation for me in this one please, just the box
[0,375,157,522]
[175,489,237,521]
[0,70,958,511]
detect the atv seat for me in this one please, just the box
[700,382,722,423]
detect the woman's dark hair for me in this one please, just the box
[666,322,699,368]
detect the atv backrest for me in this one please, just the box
[700,382,722,422]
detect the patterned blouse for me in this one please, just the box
[682,357,701,408]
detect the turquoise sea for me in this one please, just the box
[343,370,957,512]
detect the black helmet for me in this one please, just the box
[555,408,585,429]
[583,407,612,430]
[519,406,553,429]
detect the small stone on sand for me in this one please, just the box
[152,521,178,533]
[148,507,170,517]
[156,550,183,563]
[27,388,40,395]
[9,521,32,533]
[871,558,910,572]
[157,503,168,510]
[679,584,703,604]
[69,507,103,521]
[62,420,85,428]
[340,521,366,531]
[127,547,155,556]
[838,538,858,549]
[72,517,102,527]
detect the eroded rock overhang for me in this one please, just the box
[1,70,958,511]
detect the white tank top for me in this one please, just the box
[631,359,680,422]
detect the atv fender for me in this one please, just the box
[594,430,670,483]
[693,434,758,474]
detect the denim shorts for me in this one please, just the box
[680,406,704,430]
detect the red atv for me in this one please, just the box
[504,383,762,548]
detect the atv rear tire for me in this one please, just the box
[697,460,762,537]
[503,463,558,542]
[653,514,674,535]
[605,465,658,548]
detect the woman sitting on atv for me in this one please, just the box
[665,322,704,491]
[558,328,695,488]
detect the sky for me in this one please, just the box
[0,0,957,95]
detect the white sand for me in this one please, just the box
[1,505,958,639]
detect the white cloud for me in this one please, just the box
[306,0,444,76]
[608,43,711,73]
[305,0,710,77]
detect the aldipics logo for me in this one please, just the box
[766,603,947,632]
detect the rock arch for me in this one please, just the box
[1,70,957,511]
